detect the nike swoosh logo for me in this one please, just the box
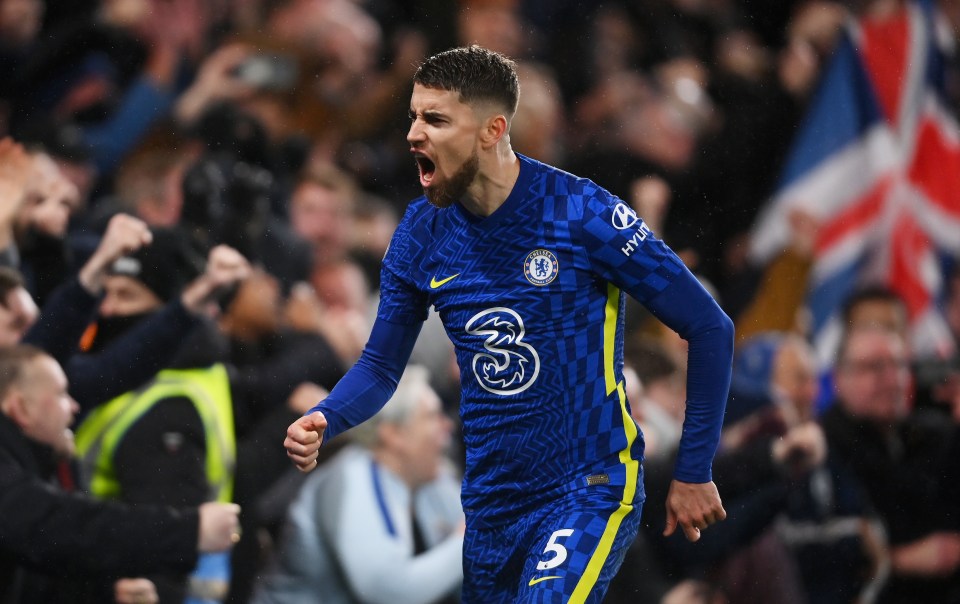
[528,576,561,587]
[429,273,460,289]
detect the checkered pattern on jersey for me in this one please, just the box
[379,155,675,525]
[461,484,643,604]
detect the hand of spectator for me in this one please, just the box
[78,213,153,295]
[0,138,33,225]
[787,208,820,258]
[165,0,207,58]
[139,0,208,85]
[180,245,251,316]
[113,577,158,604]
[285,411,328,473]
[891,531,960,577]
[778,38,820,99]
[174,43,257,125]
[283,282,323,331]
[663,479,727,542]
[771,421,827,475]
[286,382,329,415]
[197,502,242,552]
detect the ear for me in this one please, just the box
[480,114,509,149]
[0,391,29,429]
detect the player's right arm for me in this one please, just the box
[284,316,423,472]
[285,201,430,472]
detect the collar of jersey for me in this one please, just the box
[454,153,536,230]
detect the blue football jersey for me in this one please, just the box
[376,154,688,525]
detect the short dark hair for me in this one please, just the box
[840,284,906,325]
[414,45,520,118]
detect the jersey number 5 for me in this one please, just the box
[536,529,575,571]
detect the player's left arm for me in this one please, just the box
[581,191,734,540]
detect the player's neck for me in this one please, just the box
[461,149,520,217]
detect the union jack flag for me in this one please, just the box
[748,0,960,365]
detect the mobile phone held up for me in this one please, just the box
[233,53,298,92]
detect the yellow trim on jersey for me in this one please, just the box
[570,284,640,603]
[602,285,619,396]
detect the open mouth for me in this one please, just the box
[414,154,436,187]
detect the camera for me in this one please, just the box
[232,53,299,92]
[181,153,272,264]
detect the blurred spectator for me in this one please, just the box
[731,333,889,604]
[179,109,313,291]
[0,0,44,131]
[283,275,370,367]
[814,284,911,414]
[105,131,194,228]
[15,120,100,211]
[621,377,833,604]
[0,267,37,348]
[75,230,350,601]
[103,118,312,291]
[310,257,373,318]
[13,150,82,300]
[0,344,241,604]
[913,265,960,416]
[697,2,846,308]
[216,268,347,604]
[624,337,685,459]
[456,0,539,60]
[65,223,229,409]
[8,0,213,177]
[74,235,251,603]
[251,0,426,154]
[288,163,358,269]
[0,211,221,413]
[511,61,566,166]
[0,142,82,304]
[252,365,463,604]
[822,326,960,604]
[349,192,400,290]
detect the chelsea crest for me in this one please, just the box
[524,249,559,286]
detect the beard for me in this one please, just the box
[425,150,479,209]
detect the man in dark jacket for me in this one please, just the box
[74,227,345,602]
[822,326,960,604]
[0,344,242,604]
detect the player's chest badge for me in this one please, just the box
[524,249,559,286]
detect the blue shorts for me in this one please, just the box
[462,476,644,603]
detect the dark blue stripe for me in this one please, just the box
[370,461,396,537]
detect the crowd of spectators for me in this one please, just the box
[1,0,959,602]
